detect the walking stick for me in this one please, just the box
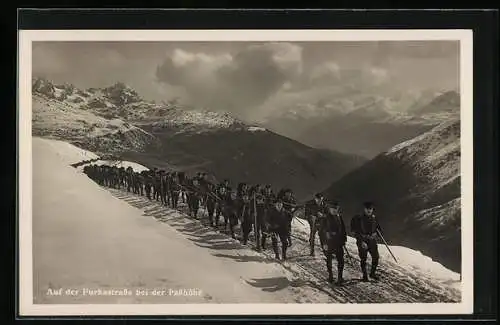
[376,229,398,263]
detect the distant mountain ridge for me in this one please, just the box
[32,77,366,200]
[262,89,460,158]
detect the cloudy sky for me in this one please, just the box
[32,41,459,121]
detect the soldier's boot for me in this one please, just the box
[336,265,344,286]
[272,243,280,260]
[255,231,262,251]
[326,256,334,283]
[281,245,287,261]
[230,225,236,239]
[369,269,380,281]
[328,271,334,284]
[361,260,369,281]
[261,235,267,250]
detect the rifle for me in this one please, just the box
[293,215,307,226]
[376,228,398,263]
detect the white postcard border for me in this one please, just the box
[18,29,474,316]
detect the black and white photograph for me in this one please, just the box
[18,29,473,316]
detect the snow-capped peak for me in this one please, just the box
[32,77,246,132]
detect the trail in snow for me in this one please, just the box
[108,188,461,304]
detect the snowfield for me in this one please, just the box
[31,137,462,306]
[35,137,99,165]
[32,137,336,304]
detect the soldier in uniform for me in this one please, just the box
[305,193,326,256]
[250,184,266,251]
[126,167,134,192]
[197,172,208,208]
[215,180,229,225]
[152,168,160,201]
[162,172,170,206]
[260,184,276,250]
[205,182,218,227]
[239,192,253,245]
[279,188,297,247]
[236,182,249,224]
[169,172,181,209]
[265,199,289,260]
[144,170,153,199]
[318,200,347,285]
[178,172,187,204]
[350,201,381,281]
[187,177,202,218]
[223,190,239,239]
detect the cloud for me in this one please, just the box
[32,43,69,76]
[155,42,303,117]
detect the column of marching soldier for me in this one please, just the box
[83,164,393,286]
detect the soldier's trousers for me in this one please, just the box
[154,186,160,201]
[206,200,216,225]
[215,204,223,226]
[324,245,344,281]
[189,196,200,217]
[308,216,320,254]
[357,238,379,276]
[241,215,253,244]
[254,208,266,249]
[170,191,179,209]
[160,188,168,205]
[223,211,238,238]
[268,227,288,259]
[163,188,169,205]
[285,212,293,245]
[145,184,152,199]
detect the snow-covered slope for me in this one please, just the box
[30,137,461,307]
[35,138,99,165]
[31,137,342,304]
[323,118,461,272]
[33,77,243,131]
[32,91,157,156]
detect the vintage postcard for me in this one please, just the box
[18,29,473,316]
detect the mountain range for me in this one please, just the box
[261,88,460,158]
[32,77,365,200]
[322,118,461,272]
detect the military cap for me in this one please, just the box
[363,201,375,208]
